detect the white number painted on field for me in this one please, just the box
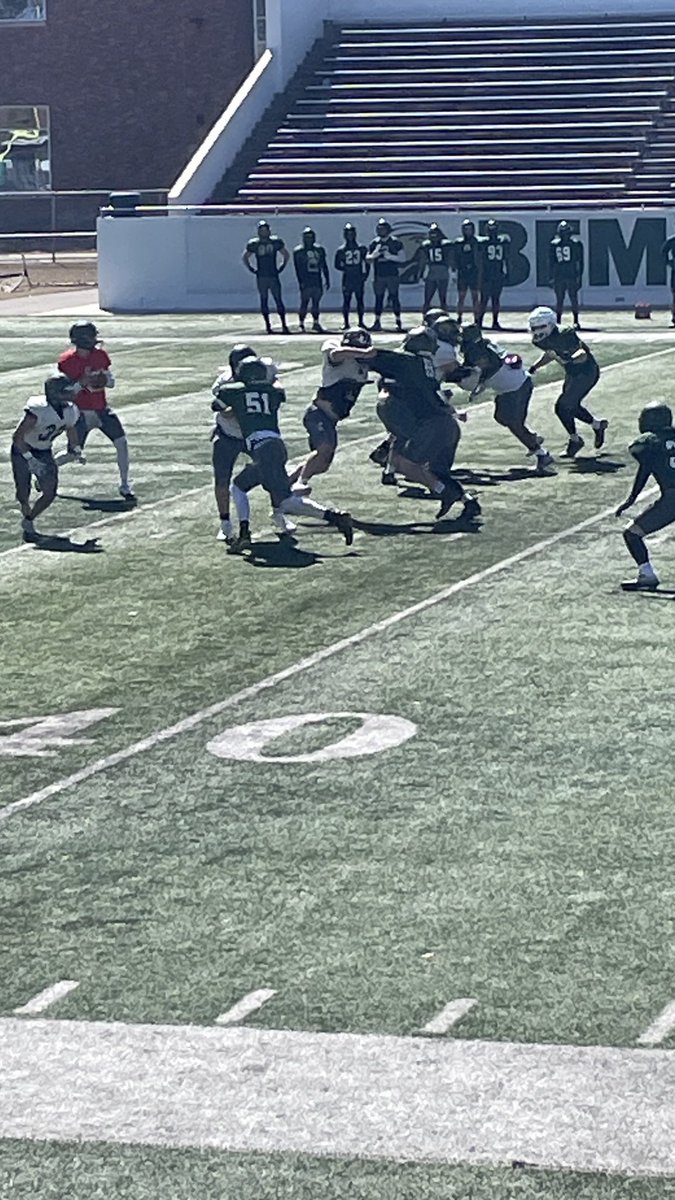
[0,708,119,757]
[206,711,417,763]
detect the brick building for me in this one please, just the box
[0,0,254,229]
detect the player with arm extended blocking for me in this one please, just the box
[549,221,584,329]
[292,328,376,489]
[366,219,405,333]
[209,343,258,543]
[458,324,554,473]
[213,357,354,552]
[334,224,369,331]
[616,403,675,591]
[242,221,291,335]
[57,321,135,503]
[293,228,330,334]
[528,306,607,458]
[11,374,81,542]
[478,219,510,331]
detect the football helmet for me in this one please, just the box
[44,372,78,411]
[423,307,448,328]
[461,323,485,346]
[528,306,558,342]
[259,356,278,382]
[433,316,462,346]
[376,218,392,237]
[342,327,372,349]
[639,402,673,433]
[69,321,99,350]
[238,357,269,385]
[461,219,475,237]
[229,343,256,376]
[302,227,317,248]
[403,326,438,356]
[428,223,443,242]
[557,220,572,238]
[486,219,498,236]
[343,223,357,242]
[257,220,271,239]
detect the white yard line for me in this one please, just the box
[637,1001,675,1047]
[215,989,277,1026]
[2,1016,675,1174]
[421,998,477,1035]
[1,493,652,825]
[12,980,79,1015]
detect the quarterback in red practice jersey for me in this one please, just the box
[57,321,135,503]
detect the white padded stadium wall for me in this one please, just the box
[97,210,673,313]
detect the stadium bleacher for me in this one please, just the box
[211,16,675,210]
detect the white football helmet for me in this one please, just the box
[528,306,557,343]
[260,356,279,382]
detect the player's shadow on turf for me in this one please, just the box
[241,538,322,569]
[353,517,481,537]
[452,467,542,486]
[631,589,675,600]
[32,536,103,554]
[570,458,625,474]
[58,493,132,513]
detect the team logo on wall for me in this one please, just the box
[390,220,433,286]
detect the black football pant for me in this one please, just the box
[555,363,600,437]
[342,284,365,326]
[257,277,286,325]
[479,280,504,325]
[423,276,449,312]
[299,284,322,323]
[373,279,401,320]
[493,379,540,454]
[553,280,580,321]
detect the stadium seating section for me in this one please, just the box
[212,16,675,210]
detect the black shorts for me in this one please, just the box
[11,444,56,501]
[494,378,533,428]
[234,435,291,507]
[406,410,459,471]
[303,404,338,453]
[212,432,244,486]
[76,407,125,446]
[457,273,479,291]
[558,363,600,412]
[634,489,675,536]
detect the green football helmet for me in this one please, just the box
[638,402,673,433]
[403,326,438,356]
[238,357,269,385]
[423,307,448,328]
[433,316,461,346]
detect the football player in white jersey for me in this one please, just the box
[291,328,376,489]
[11,374,82,541]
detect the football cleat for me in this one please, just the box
[621,575,660,592]
[371,319,382,332]
[562,435,584,458]
[436,485,460,520]
[535,452,556,474]
[369,440,390,467]
[21,517,38,543]
[461,494,482,521]
[119,485,137,505]
[593,419,609,450]
[381,471,398,486]
[312,321,324,334]
[227,521,252,554]
[330,509,354,545]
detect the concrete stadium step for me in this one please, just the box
[261,152,638,167]
[276,121,654,139]
[269,138,646,154]
[337,19,675,40]
[284,111,657,128]
[318,54,675,72]
[330,37,675,54]
[297,80,672,96]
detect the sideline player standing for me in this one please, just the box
[616,402,675,591]
[334,223,369,330]
[452,219,481,325]
[417,223,454,314]
[11,374,81,541]
[242,220,291,335]
[367,218,405,332]
[57,321,135,503]
[528,306,607,457]
[212,357,354,550]
[293,227,330,333]
[549,220,583,328]
[660,231,675,328]
[478,219,510,331]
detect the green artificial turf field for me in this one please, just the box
[1,308,675,1197]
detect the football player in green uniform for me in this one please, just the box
[660,232,675,328]
[527,306,608,457]
[478,219,510,331]
[212,357,353,551]
[616,402,675,591]
[242,221,291,335]
[548,220,583,329]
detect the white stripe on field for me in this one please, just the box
[0,491,654,825]
[215,989,277,1026]
[422,998,477,1035]
[13,980,79,1015]
[637,1001,675,1047]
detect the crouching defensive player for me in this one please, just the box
[11,373,82,541]
[616,402,675,591]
